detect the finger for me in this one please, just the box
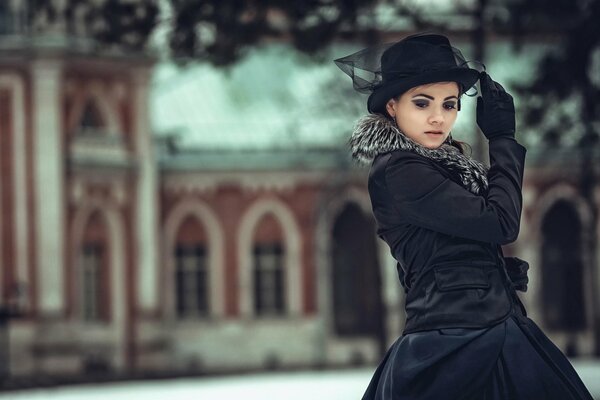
[476,96,484,112]
[493,80,506,93]
[484,74,500,96]
[480,71,492,87]
[479,73,494,97]
[485,75,501,94]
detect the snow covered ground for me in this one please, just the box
[0,362,598,400]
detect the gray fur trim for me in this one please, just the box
[349,114,490,196]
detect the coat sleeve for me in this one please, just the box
[385,137,527,245]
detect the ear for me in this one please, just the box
[385,99,397,117]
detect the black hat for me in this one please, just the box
[334,33,481,114]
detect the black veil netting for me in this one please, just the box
[334,41,486,97]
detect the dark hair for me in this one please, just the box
[449,138,472,156]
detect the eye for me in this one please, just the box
[444,102,457,110]
[413,101,428,108]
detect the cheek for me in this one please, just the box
[398,118,418,135]
[403,113,423,129]
[447,112,458,125]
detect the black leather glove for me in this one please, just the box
[503,256,529,292]
[476,71,516,141]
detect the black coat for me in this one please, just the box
[368,136,527,333]
[362,136,595,399]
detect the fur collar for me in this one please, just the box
[349,114,490,196]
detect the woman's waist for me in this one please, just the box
[393,239,499,284]
[402,259,517,334]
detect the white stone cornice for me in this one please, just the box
[161,171,330,195]
[69,175,128,207]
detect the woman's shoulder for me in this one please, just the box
[372,148,446,177]
[370,150,450,202]
[372,148,427,166]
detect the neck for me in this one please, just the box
[349,113,490,196]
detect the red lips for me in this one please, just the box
[425,131,443,134]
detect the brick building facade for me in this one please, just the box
[0,3,599,381]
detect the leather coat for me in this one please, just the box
[367,137,528,334]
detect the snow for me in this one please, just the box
[0,363,598,400]
[0,368,371,400]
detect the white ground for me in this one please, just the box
[0,362,598,400]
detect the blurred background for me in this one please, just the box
[0,0,599,397]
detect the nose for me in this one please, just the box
[429,110,444,125]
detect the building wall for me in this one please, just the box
[153,171,388,370]
[0,42,599,381]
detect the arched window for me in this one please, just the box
[331,203,384,338]
[253,214,285,316]
[541,199,586,331]
[79,99,105,133]
[80,211,110,322]
[174,217,208,318]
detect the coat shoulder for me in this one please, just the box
[369,149,450,206]
[376,149,449,181]
[372,148,436,172]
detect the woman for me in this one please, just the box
[334,33,593,399]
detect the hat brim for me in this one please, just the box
[367,68,480,114]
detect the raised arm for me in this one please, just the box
[385,137,526,245]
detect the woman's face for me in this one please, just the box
[386,82,460,149]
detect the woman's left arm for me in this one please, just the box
[384,137,527,245]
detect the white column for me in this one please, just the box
[32,60,65,314]
[132,67,159,311]
[0,75,28,308]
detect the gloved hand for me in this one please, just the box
[476,71,516,141]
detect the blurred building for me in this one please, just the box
[0,0,160,378]
[0,2,396,379]
[0,0,598,383]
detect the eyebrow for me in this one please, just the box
[412,94,459,101]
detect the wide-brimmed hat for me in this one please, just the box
[334,33,481,114]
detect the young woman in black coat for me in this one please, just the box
[335,33,593,400]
